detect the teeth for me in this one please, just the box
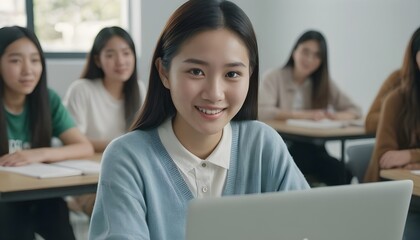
[197,107,222,115]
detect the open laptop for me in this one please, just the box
[186,180,413,240]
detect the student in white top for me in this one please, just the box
[259,30,362,186]
[64,26,146,153]
[64,26,146,216]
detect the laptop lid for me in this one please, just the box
[186,180,412,240]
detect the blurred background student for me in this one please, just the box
[0,26,93,240]
[365,69,402,134]
[258,30,361,186]
[364,26,420,240]
[64,26,146,216]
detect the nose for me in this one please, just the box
[116,53,125,65]
[202,74,224,102]
[22,59,33,75]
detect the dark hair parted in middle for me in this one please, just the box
[399,26,420,146]
[81,26,140,129]
[0,26,51,156]
[284,30,330,109]
[131,0,259,130]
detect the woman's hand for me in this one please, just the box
[0,149,47,167]
[403,163,420,170]
[379,150,411,169]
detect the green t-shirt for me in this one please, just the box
[6,89,75,153]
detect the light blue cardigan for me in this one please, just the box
[89,120,309,240]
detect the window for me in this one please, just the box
[1,0,132,58]
[0,0,26,27]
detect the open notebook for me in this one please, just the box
[0,160,101,178]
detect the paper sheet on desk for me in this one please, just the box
[0,163,83,178]
[286,119,347,129]
[286,119,365,129]
[411,170,420,175]
[53,160,101,175]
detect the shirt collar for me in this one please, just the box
[158,118,231,172]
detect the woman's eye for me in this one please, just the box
[190,69,204,76]
[226,71,239,78]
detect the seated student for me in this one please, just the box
[258,30,361,186]
[346,69,401,182]
[364,69,401,134]
[89,1,309,239]
[63,26,146,216]
[0,26,93,240]
[364,26,420,240]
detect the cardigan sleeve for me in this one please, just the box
[365,70,401,134]
[89,142,150,240]
[364,90,402,182]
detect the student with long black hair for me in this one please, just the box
[0,26,93,240]
[259,30,362,186]
[89,1,309,239]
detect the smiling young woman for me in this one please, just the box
[88,1,309,239]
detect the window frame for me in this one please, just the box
[25,0,133,59]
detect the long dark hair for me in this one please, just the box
[399,26,420,146]
[81,26,140,129]
[131,0,259,130]
[284,30,329,109]
[0,26,51,156]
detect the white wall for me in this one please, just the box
[47,0,420,118]
[255,0,420,114]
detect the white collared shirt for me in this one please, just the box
[158,118,231,198]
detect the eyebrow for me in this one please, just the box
[6,52,40,58]
[183,58,247,68]
[104,47,131,52]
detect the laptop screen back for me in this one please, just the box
[186,180,412,240]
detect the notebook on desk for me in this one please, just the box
[0,160,100,178]
[286,119,347,129]
[186,180,412,240]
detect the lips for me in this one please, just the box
[19,79,34,85]
[196,107,224,115]
[115,68,129,73]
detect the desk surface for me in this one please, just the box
[0,154,101,202]
[381,169,420,196]
[264,120,374,141]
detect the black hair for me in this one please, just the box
[131,0,259,130]
[81,26,140,129]
[0,26,51,155]
[284,30,330,109]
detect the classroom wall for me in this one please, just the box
[47,0,420,117]
[255,0,420,115]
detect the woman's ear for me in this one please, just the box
[155,58,170,89]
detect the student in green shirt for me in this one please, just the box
[0,26,94,240]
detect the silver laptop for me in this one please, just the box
[186,180,412,240]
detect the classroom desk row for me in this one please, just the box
[0,154,101,202]
[0,122,418,203]
[265,120,418,196]
[381,169,420,196]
